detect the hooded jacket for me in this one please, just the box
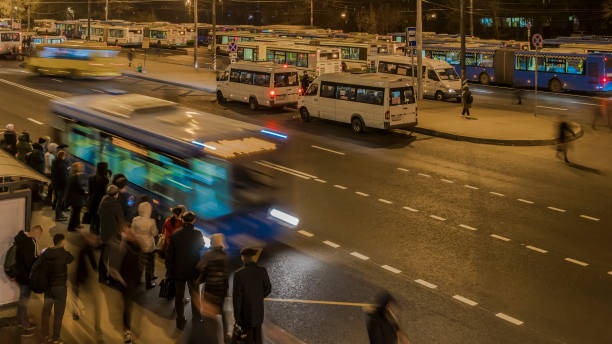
[27,144,45,174]
[98,194,124,243]
[366,292,398,344]
[14,231,38,285]
[131,202,158,253]
[197,246,229,298]
[39,246,74,287]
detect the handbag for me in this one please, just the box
[158,278,175,300]
[230,324,247,344]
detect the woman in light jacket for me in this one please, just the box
[131,201,158,289]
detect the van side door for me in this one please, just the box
[318,82,337,120]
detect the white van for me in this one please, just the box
[375,56,462,102]
[217,62,301,110]
[298,73,417,134]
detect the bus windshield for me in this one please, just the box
[274,72,298,87]
[436,68,459,80]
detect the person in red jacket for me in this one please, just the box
[160,205,185,257]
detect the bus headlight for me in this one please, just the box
[448,89,455,93]
[269,208,299,227]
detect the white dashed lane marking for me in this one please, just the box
[322,240,340,248]
[378,198,393,204]
[350,252,370,260]
[27,117,44,125]
[547,206,566,213]
[314,178,327,183]
[310,145,346,155]
[464,184,479,190]
[429,215,446,221]
[415,279,437,289]
[440,178,454,184]
[537,105,567,111]
[355,191,369,197]
[453,295,478,306]
[564,258,588,267]
[403,206,419,212]
[580,215,600,221]
[297,230,314,237]
[397,167,409,172]
[418,173,431,178]
[517,198,534,204]
[381,265,401,274]
[490,234,511,242]
[526,245,548,254]
[333,184,347,190]
[51,78,63,83]
[489,191,505,197]
[458,224,477,231]
[496,313,524,326]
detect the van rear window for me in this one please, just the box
[274,72,298,87]
[389,87,415,106]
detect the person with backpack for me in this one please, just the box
[461,86,473,117]
[9,225,43,332]
[27,142,45,174]
[38,233,74,344]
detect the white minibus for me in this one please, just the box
[216,62,301,110]
[0,30,22,56]
[298,73,417,134]
[375,55,462,101]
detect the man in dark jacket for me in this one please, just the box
[65,162,86,232]
[88,162,109,235]
[461,86,473,117]
[112,174,132,221]
[27,143,45,174]
[40,233,74,343]
[197,233,229,339]
[51,151,68,221]
[97,185,124,284]
[366,292,400,344]
[233,247,271,344]
[13,225,43,331]
[166,211,205,330]
[3,123,17,155]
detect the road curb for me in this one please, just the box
[412,121,583,146]
[121,72,216,93]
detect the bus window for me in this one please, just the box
[356,88,384,105]
[286,52,297,65]
[336,85,356,101]
[446,51,460,65]
[341,47,361,61]
[274,72,298,87]
[480,54,494,68]
[1,32,20,41]
[546,58,566,73]
[465,53,477,66]
[274,51,286,64]
[437,68,458,80]
[253,72,270,86]
[239,71,253,84]
[297,53,308,67]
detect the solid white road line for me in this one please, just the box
[453,295,478,306]
[490,234,511,242]
[517,198,534,204]
[350,252,369,260]
[27,117,44,125]
[264,298,373,307]
[414,279,437,289]
[397,167,410,172]
[429,215,446,221]
[355,191,369,197]
[403,206,419,212]
[51,78,63,83]
[489,191,505,197]
[495,313,524,326]
[464,184,479,190]
[0,78,63,100]
[458,224,477,231]
[381,265,401,274]
[580,215,600,221]
[297,230,314,237]
[418,173,431,178]
[378,198,393,204]
[255,161,311,180]
[322,240,340,248]
[314,178,327,183]
[256,161,317,180]
[333,184,347,190]
[526,245,548,254]
[90,88,104,93]
[564,258,588,267]
[440,178,454,184]
[537,105,568,111]
[547,206,567,213]
[311,145,346,156]
[569,100,601,106]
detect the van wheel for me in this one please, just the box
[351,117,364,134]
[300,107,310,122]
[249,97,258,111]
[435,91,444,101]
[549,79,563,93]
[479,73,490,85]
[217,91,225,104]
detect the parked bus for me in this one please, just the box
[374,55,462,101]
[423,44,497,84]
[301,39,392,71]
[56,20,82,38]
[0,30,22,56]
[298,73,417,134]
[79,24,105,42]
[145,25,187,48]
[50,93,295,240]
[26,44,122,78]
[107,24,144,46]
[212,32,256,54]
[33,19,56,35]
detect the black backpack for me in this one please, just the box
[3,243,18,279]
[29,255,49,293]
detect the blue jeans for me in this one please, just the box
[17,283,31,327]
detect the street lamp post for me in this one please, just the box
[460,0,466,88]
[416,0,423,101]
[193,0,198,68]
[212,0,217,70]
[310,0,313,27]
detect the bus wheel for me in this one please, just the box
[435,91,444,101]
[549,79,563,93]
[351,117,364,134]
[300,107,310,122]
[216,91,226,104]
[479,73,490,85]
[249,97,259,111]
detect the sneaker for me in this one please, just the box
[124,330,132,343]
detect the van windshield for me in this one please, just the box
[389,87,415,106]
[436,68,459,80]
[274,72,298,87]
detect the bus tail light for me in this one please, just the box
[602,77,608,84]
[269,89,276,98]
[385,110,390,120]
[298,87,304,95]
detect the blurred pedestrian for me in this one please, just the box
[88,162,110,235]
[128,48,135,67]
[44,142,58,177]
[461,86,472,117]
[65,162,86,232]
[232,248,271,344]
[556,120,575,164]
[119,227,143,343]
[514,89,523,105]
[132,200,158,289]
[592,100,611,130]
[27,142,45,174]
[51,151,69,221]
[197,233,229,341]
[13,225,43,332]
[160,205,185,258]
[71,231,98,321]
[98,184,124,284]
[40,233,74,344]
[366,292,411,344]
[2,123,17,155]
[38,136,51,153]
[166,211,205,330]
[112,174,132,222]
[16,131,32,162]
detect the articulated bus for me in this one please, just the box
[50,93,296,243]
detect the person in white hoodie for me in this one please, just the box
[131,201,158,289]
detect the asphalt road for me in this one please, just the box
[1,60,611,343]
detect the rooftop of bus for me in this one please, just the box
[225,61,300,73]
[317,72,415,88]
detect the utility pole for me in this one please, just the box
[469,0,473,37]
[193,0,198,68]
[27,5,31,32]
[460,0,466,88]
[87,0,91,40]
[104,0,109,43]
[310,0,314,27]
[416,0,423,101]
[105,0,108,21]
[212,0,217,70]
